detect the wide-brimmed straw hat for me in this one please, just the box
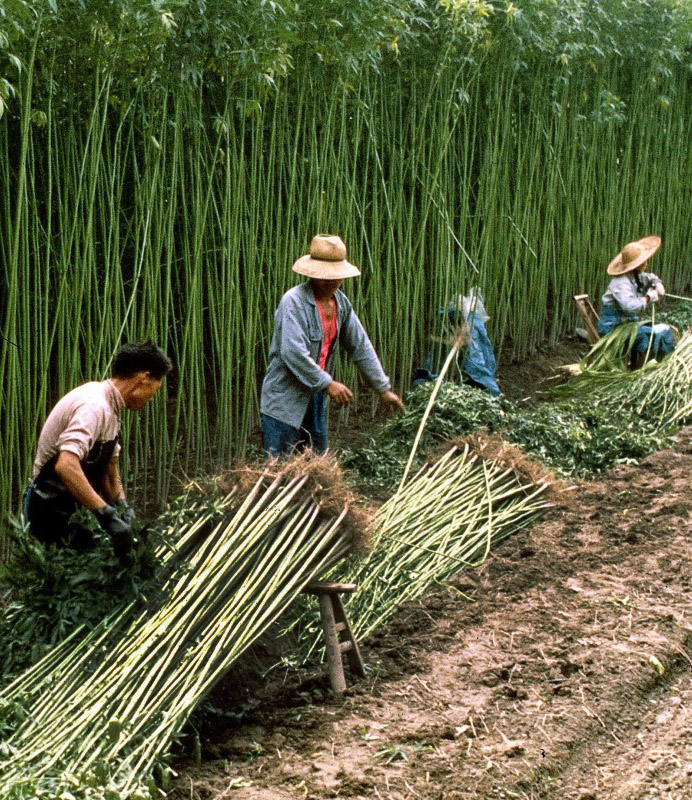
[292,234,361,280]
[607,235,661,276]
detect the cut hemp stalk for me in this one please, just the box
[289,443,551,659]
[0,463,355,800]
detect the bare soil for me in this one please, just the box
[168,411,692,800]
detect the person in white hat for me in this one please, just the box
[597,235,675,364]
[260,234,405,456]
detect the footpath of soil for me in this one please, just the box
[170,423,692,800]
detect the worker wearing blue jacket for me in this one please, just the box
[260,234,404,456]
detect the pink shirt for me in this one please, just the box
[317,298,338,370]
[33,380,124,476]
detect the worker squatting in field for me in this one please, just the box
[598,235,675,366]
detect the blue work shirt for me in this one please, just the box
[260,282,391,429]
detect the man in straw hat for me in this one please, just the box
[260,234,405,456]
[597,235,675,365]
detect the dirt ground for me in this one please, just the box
[168,406,692,800]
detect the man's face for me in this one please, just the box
[313,278,343,297]
[126,372,163,410]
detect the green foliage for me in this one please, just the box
[342,380,673,488]
[2,0,692,111]
[0,494,216,682]
[505,396,671,478]
[341,382,512,489]
[657,301,692,333]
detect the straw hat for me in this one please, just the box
[292,235,361,280]
[607,235,661,276]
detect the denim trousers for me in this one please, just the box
[261,391,327,457]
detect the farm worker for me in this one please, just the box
[24,341,172,562]
[260,234,405,456]
[597,235,675,363]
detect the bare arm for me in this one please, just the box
[54,451,107,511]
[101,457,125,505]
[380,389,405,413]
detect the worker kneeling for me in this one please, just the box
[24,341,172,562]
[597,235,675,364]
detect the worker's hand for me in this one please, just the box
[656,282,666,297]
[94,505,135,565]
[646,288,659,304]
[326,380,354,407]
[380,390,405,413]
[113,498,136,524]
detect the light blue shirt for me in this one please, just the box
[600,271,662,316]
[260,282,391,428]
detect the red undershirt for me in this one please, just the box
[317,298,338,370]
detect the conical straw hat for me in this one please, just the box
[292,235,361,280]
[607,236,661,276]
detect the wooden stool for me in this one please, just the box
[302,582,366,693]
[573,294,601,345]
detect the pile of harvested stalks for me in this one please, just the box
[289,444,552,657]
[0,465,355,800]
[554,327,692,428]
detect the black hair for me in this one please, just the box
[112,341,173,380]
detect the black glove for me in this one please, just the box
[94,505,135,564]
[113,498,136,525]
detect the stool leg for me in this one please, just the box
[332,594,366,678]
[318,594,347,693]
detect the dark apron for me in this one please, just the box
[25,437,119,546]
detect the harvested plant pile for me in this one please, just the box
[290,444,551,657]
[0,463,356,800]
[553,327,692,426]
[344,379,675,484]
[344,445,550,641]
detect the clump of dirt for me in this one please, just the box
[170,427,692,800]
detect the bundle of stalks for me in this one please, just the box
[0,461,356,800]
[573,321,644,375]
[554,328,692,429]
[290,444,551,657]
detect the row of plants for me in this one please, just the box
[2,0,692,540]
[343,313,692,488]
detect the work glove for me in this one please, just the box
[646,288,659,304]
[113,498,136,524]
[94,505,135,565]
[656,282,666,297]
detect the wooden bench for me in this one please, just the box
[302,582,366,693]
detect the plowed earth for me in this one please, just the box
[170,427,692,800]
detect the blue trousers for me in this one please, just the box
[597,306,675,357]
[261,391,327,457]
